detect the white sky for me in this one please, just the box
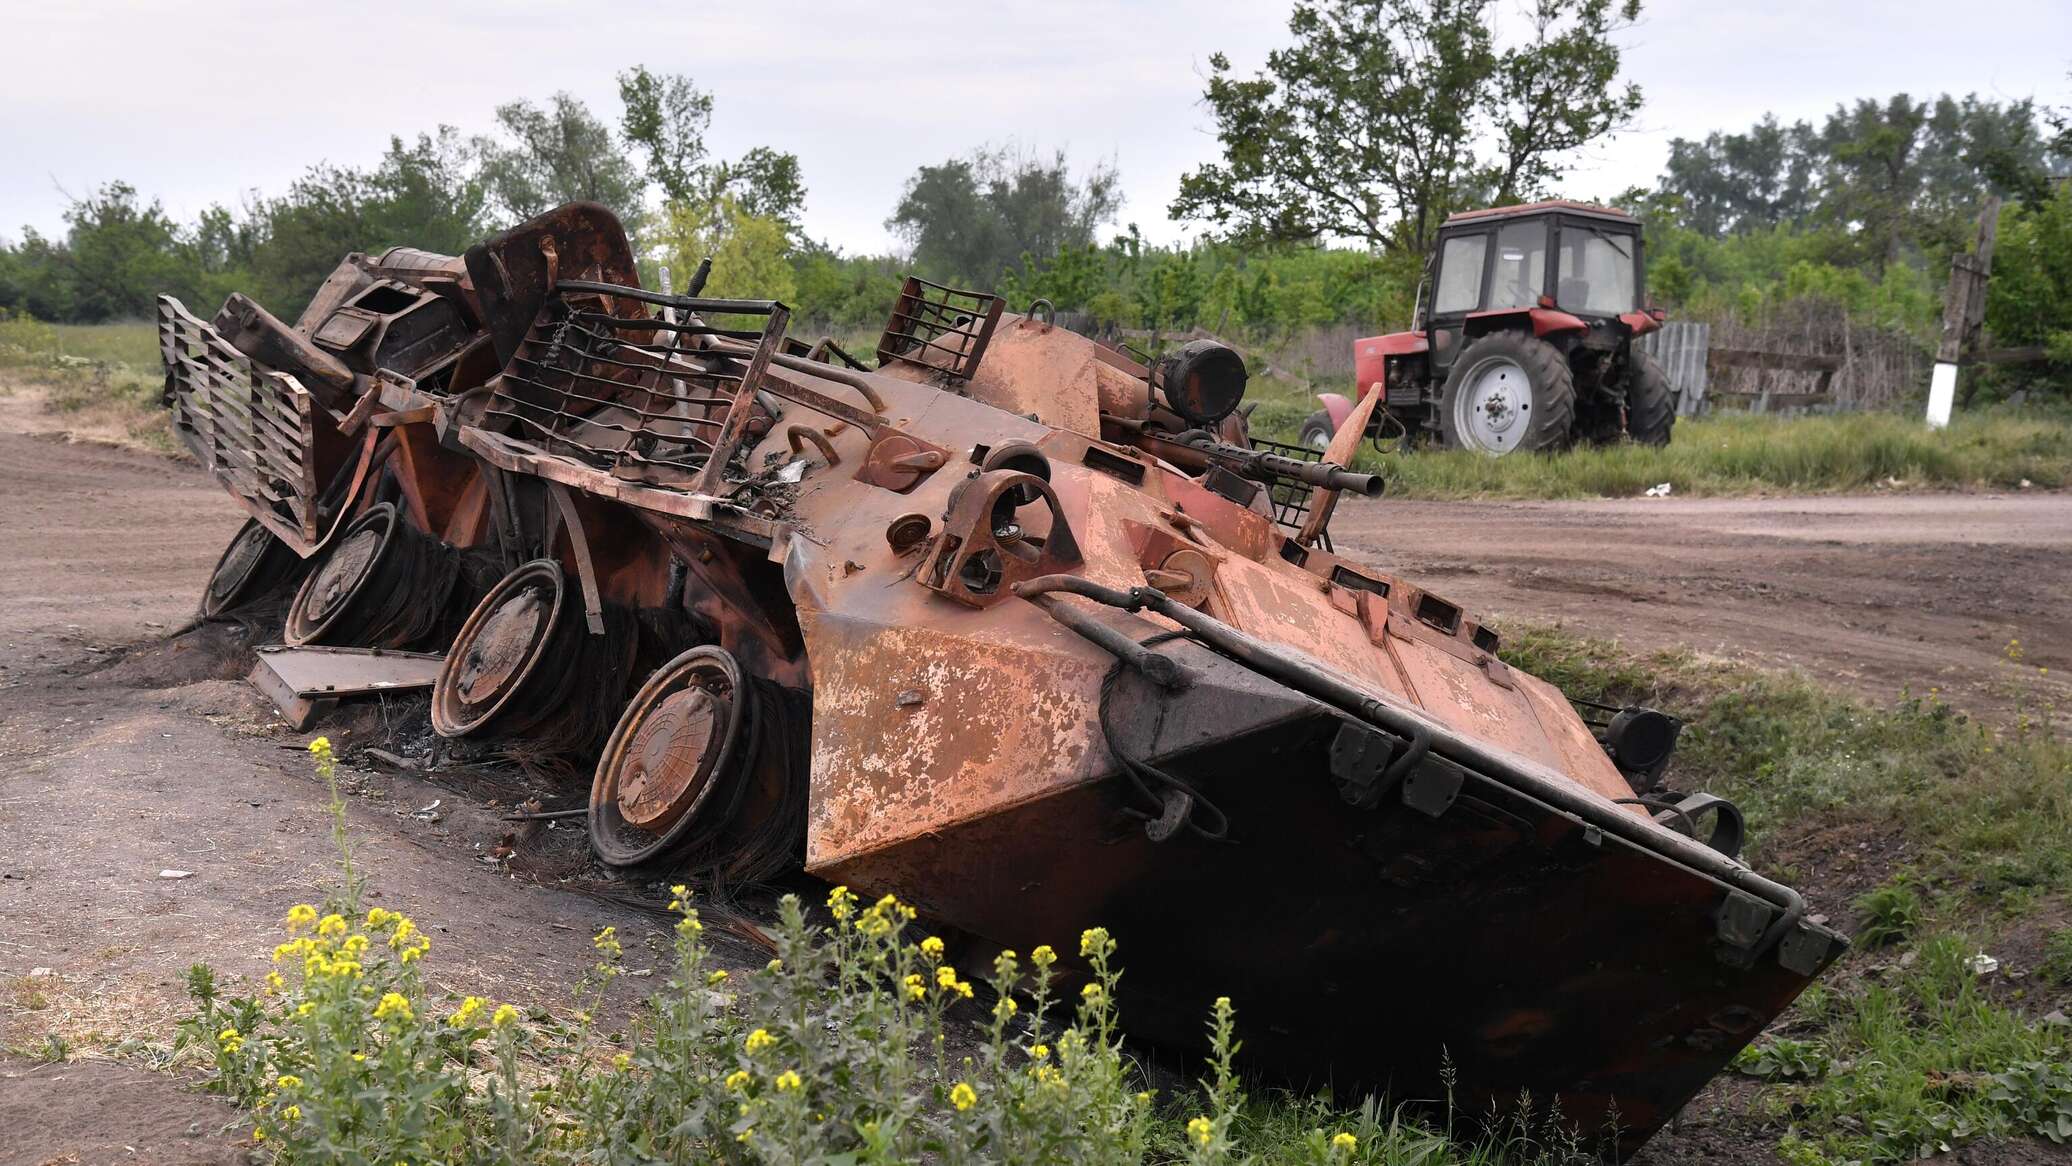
[2,0,2068,255]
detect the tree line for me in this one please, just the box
[4,0,2069,387]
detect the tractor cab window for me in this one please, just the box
[1558,226,1639,315]
[1432,233,1487,315]
[1487,220,1549,311]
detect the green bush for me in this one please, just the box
[1854,879,1925,948]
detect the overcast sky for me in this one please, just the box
[3,0,2067,255]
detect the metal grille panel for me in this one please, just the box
[484,283,789,493]
[158,295,321,549]
[876,276,1004,382]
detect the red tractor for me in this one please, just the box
[1302,200,1675,456]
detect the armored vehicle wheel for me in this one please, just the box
[591,646,754,868]
[284,503,457,648]
[1625,350,1676,447]
[432,559,577,739]
[1437,332,1575,456]
[1299,410,1334,452]
[201,518,298,616]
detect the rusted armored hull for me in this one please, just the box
[160,202,1842,1155]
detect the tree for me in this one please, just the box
[252,128,488,315]
[619,67,808,235]
[1171,0,1641,255]
[478,94,645,222]
[887,147,1120,287]
[650,198,797,306]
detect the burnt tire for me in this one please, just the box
[1625,350,1676,447]
[1437,332,1575,456]
[1299,410,1335,452]
[200,518,301,617]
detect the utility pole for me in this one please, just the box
[1927,196,2000,428]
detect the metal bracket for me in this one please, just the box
[545,483,606,635]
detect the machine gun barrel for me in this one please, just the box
[1108,421,1385,498]
[1236,445,1385,496]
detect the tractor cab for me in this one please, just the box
[1312,200,1672,458]
[1419,200,1649,380]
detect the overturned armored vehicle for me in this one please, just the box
[160,203,1842,1155]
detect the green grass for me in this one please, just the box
[1501,625,2072,1162]
[0,316,170,449]
[1244,364,2072,499]
[1363,408,2072,499]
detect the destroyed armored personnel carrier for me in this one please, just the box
[160,202,1843,1154]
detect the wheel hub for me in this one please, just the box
[1457,357,1531,454]
[615,685,731,831]
[455,587,545,704]
[205,522,273,612]
[306,529,381,621]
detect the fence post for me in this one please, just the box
[1928,196,2000,428]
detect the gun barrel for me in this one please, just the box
[1248,451,1384,496]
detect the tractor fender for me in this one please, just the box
[1316,392,1355,433]
[1465,307,1590,340]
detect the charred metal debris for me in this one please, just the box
[161,201,1842,1155]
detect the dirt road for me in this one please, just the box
[1,400,2064,1163]
[1332,492,2072,722]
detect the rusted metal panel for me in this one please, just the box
[159,295,323,551]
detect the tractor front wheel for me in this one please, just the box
[1437,332,1576,457]
[1625,350,1676,446]
[1299,410,1335,452]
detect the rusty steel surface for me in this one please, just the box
[164,202,1842,1157]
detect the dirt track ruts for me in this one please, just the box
[1331,491,2072,723]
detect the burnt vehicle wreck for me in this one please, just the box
[160,202,1842,1154]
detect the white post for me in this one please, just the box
[1926,362,1957,429]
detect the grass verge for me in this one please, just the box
[0,315,171,452]
[1502,626,2072,1162]
[1245,365,2072,500]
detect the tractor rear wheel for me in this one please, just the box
[1625,350,1676,446]
[1437,332,1575,456]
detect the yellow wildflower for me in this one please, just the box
[307,736,332,758]
[775,1069,803,1092]
[1079,927,1110,958]
[950,1081,977,1112]
[1081,982,1104,1001]
[491,1003,519,1028]
[1030,1043,1050,1061]
[1030,944,1056,968]
[296,1002,316,1018]
[217,1027,243,1053]
[281,1104,302,1122]
[373,992,414,1022]
[736,1129,754,1144]
[264,971,285,994]
[1332,1131,1358,1154]
[725,1069,752,1092]
[1213,995,1231,1011]
[826,885,856,921]
[955,980,974,999]
[903,973,927,1002]
[994,997,1018,1021]
[744,1028,777,1055]
[919,936,945,961]
[766,958,783,973]
[935,965,959,990]
[364,907,394,930]
[316,913,348,939]
[1187,1116,1214,1148]
[399,944,424,964]
[275,1075,302,1090]
[284,904,318,932]
[1135,1090,1153,1104]
[707,969,730,986]
[612,1053,631,1071]
[351,1053,366,1063]
[449,996,485,1028]
[593,926,621,957]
